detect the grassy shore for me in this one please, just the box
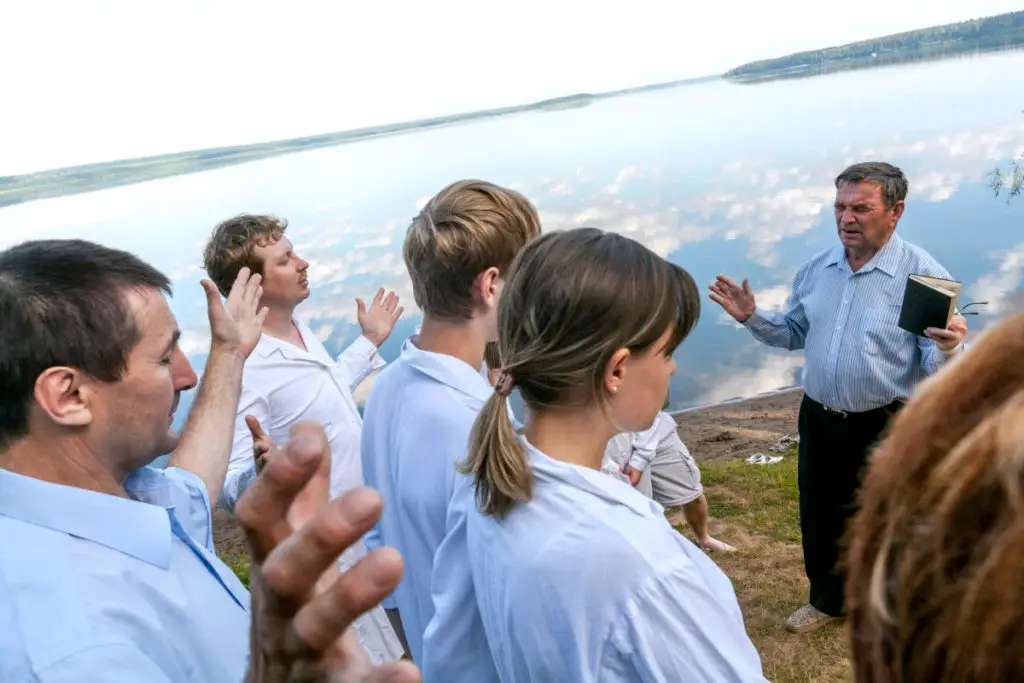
[214,389,849,680]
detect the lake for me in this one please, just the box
[2,48,1022,428]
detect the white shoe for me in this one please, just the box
[785,604,840,634]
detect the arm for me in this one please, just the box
[167,348,245,510]
[742,271,810,351]
[166,269,267,506]
[335,335,387,391]
[602,563,769,683]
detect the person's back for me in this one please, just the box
[360,179,540,663]
[424,228,767,682]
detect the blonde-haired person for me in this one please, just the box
[422,228,767,682]
[846,312,1024,683]
[360,179,540,667]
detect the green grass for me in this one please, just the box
[679,450,853,683]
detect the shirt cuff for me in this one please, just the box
[627,453,652,473]
[343,334,387,370]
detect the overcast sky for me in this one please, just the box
[2,0,1020,175]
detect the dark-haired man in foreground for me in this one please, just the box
[710,162,968,634]
[0,239,418,683]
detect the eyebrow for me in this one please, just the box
[162,329,181,357]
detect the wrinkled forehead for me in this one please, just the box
[836,180,884,204]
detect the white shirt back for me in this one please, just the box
[360,336,493,664]
[425,436,768,682]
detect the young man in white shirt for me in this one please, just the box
[201,213,406,665]
[360,179,541,665]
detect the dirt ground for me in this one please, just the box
[673,388,803,464]
[212,388,805,561]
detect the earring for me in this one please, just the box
[611,386,619,394]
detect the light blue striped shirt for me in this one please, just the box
[743,234,956,413]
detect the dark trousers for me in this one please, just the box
[797,394,902,617]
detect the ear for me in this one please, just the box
[473,266,503,310]
[891,199,905,225]
[603,348,631,396]
[33,367,94,428]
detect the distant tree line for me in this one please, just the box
[726,10,1024,79]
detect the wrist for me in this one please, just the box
[208,344,248,366]
[361,331,386,348]
[739,307,755,324]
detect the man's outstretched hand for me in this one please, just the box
[236,422,420,683]
[708,275,756,324]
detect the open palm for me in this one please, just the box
[202,267,269,359]
[708,275,756,323]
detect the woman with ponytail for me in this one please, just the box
[423,228,767,682]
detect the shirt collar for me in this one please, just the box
[521,435,665,519]
[824,233,905,277]
[399,335,494,404]
[0,467,173,568]
[255,318,330,364]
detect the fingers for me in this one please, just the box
[355,298,366,317]
[393,305,404,322]
[243,271,263,308]
[285,545,402,654]
[925,328,958,342]
[742,278,752,296]
[264,489,387,622]
[225,266,251,308]
[246,414,268,441]
[382,291,398,314]
[371,287,385,308]
[200,279,222,310]
[708,292,728,308]
[714,275,742,292]
[237,422,329,562]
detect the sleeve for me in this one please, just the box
[335,335,386,391]
[220,385,271,513]
[37,643,179,683]
[626,419,665,473]
[741,267,811,351]
[601,564,769,683]
[421,477,500,683]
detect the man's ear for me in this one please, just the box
[34,367,94,428]
[473,266,502,309]
[891,199,906,225]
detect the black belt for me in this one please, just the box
[808,396,904,419]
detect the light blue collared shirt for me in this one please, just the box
[0,466,250,683]
[423,436,768,683]
[360,335,493,665]
[744,234,957,412]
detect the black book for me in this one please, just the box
[897,274,962,336]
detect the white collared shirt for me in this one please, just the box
[222,319,383,509]
[423,436,768,683]
[360,335,493,665]
[220,319,404,665]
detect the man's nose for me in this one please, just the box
[172,350,198,391]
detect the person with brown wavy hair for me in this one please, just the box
[846,312,1024,683]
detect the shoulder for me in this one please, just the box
[898,238,952,278]
[797,245,840,278]
[127,467,213,550]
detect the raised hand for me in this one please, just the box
[356,288,404,347]
[708,275,756,323]
[202,267,269,359]
[926,313,968,354]
[237,422,420,683]
[246,415,278,474]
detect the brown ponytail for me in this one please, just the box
[460,392,532,518]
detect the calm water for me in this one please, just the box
[2,49,1022,428]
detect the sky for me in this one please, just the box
[2,0,1021,175]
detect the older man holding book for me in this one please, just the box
[709,162,968,634]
